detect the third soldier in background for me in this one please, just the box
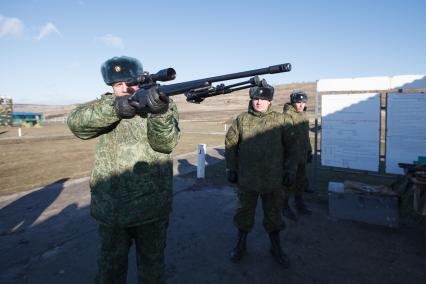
[282,91,313,221]
[225,82,297,268]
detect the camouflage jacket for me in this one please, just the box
[283,103,312,165]
[67,93,180,227]
[225,104,297,192]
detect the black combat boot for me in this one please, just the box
[269,231,290,268]
[282,197,297,221]
[295,195,312,215]
[230,230,248,262]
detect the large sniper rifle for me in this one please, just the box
[128,63,292,104]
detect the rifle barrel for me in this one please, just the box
[158,63,291,96]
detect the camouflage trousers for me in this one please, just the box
[95,219,169,284]
[234,189,284,233]
[284,163,309,199]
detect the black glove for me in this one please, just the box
[128,86,170,114]
[114,95,136,118]
[307,151,313,164]
[283,172,296,187]
[227,170,238,184]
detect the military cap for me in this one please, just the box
[290,91,308,103]
[101,56,144,85]
[249,85,274,101]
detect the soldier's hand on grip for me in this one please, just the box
[129,86,170,114]
[227,170,238,184]
[114,95,137,118]
[283,172,296,187]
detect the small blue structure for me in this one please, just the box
[13,112,43,127]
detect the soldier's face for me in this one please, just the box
[252,98,271,113]
[112,82,140,97]
[294,102,306,112]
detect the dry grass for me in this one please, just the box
[0,136,96,195]
[0,122,227,196]
[0,82,317,195]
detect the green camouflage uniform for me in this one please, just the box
[68,92,180,284]
[283,103,312,196]
[225,104,296,233]
[5,98,13,126]
[0,97,13,126]
[0,98,4,125]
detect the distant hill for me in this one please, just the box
[169,81,316,121]
[12,104,78,119]
[12,82,316,121]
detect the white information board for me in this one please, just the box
[321,93,381,171]
[386,93,426,174]
[317,74,426,92]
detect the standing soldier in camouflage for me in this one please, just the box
[5,97,13,126]
[225,83,297,268]
[282,91,313,221]
[0,97,4,126]
[67,56,180,284]
[0,97,13,126]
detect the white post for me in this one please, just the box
[224,124,227,132]
[18,127,22,137]
[197,144,206,178]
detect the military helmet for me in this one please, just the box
[101,56,144,85]
[249,85,274,101]
[290,91,308,103]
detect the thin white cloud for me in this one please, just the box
[0,15,24,38]
[36,22,62,41]
[96,34,124,49]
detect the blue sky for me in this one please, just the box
[1,0,425,105]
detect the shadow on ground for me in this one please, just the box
[0,160,425,283]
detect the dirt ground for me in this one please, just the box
[0,158,425,284]
[1,82,425,283]
[0,86,426,284]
